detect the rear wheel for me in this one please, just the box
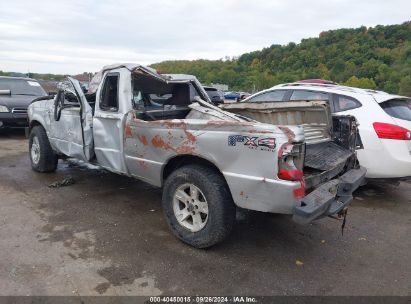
[29,125,58,172]
[162,164,236,248]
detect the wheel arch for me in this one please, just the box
[29,119,44,130]
[162,155,229,188]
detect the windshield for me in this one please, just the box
[380,99,411,122]
[0,78,47,96]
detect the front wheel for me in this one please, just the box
[29,125,58,172]
[162,164,236,248]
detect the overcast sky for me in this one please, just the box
[0,0,410,74]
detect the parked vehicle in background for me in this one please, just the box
[27,63,365,248]
[224,91,251,102]
[239,92,251,100]
[242,81,411,180]
[224,91,241,102]
[203,86,224,105]
[0,76,47,129]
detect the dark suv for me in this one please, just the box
[0,76,47,128]
[203,86,224,105]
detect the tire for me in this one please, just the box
[29,125,58,172]
[162,164,236,248]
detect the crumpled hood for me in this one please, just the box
[0,95,38,109]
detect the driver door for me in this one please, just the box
[49,77,94,161]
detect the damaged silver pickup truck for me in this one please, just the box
[27,63,366,248]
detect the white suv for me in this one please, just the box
[242,82,411,180]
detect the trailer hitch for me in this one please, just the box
[329,207,349,235]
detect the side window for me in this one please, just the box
[333,94,362,113]
[248,90,287,102]
[290,90,329,101]
[100,74,119,111]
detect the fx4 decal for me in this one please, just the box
[228,135,276,151]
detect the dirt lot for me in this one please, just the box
[0,130,410,296]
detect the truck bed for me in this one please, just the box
[304,141,355,189]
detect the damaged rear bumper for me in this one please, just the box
[292,167,366,225]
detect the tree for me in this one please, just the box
[358,59,382,79]
[316,64,330,80]
[150,21,411,93]
[343,76,377,89]
[398,76,411,97]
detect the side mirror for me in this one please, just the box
[54,90,65,121]
[55,90,64,102]
[0,89,11,96]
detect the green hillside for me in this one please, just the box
[151,21,411,95]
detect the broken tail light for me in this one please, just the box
[278,169,304,181]
[277,142,305,199]
[373,122,411,140]
[293,182,306,199]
